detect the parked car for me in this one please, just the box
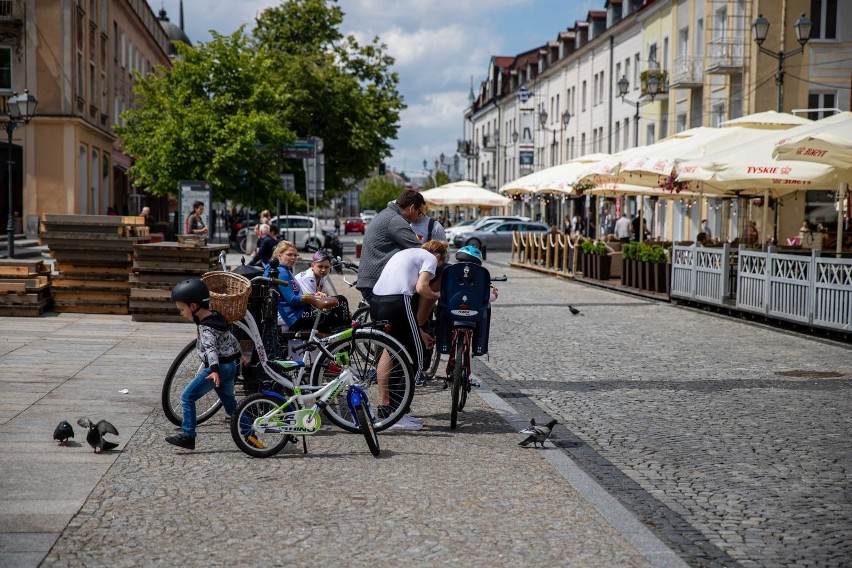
[236,215,323,253]
[445,215,530,243]
[455,221,550,251]
[359,209,377,224]
[344,217,365,235]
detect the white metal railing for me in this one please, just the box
[672,56,704,85]
[671,244,730,306]
[707,37,745,70]
[675,244,851,331]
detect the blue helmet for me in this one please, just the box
[455,245,483,265]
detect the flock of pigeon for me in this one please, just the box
[53,418,120,453]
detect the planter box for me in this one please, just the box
[595,255,612,280]
[653,263,670,295]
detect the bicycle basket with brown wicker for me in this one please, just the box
[201,271,252,323]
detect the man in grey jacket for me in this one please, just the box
[357,189,425,303]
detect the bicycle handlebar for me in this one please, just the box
[251,275,290,287]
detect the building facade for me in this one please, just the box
[463,0,852,241]
[1,0,175,237]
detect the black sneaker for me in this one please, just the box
[165,433,196,450]
[376,405,392,420]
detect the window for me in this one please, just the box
[614,121,621,151]
[624,118,630,147]
[0,47,11,90]
[581,80,587,111]
[648,43,658,69]
[646,123,656,145]
[593,74,598,106]
[633,54,640,87]
[113,23,118,61]
[808,92,837,120]
[711,102,725,127]
[810,0,838,40]
[676,113,687,132]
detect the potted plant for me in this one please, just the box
[622,242,636,287]
[591,240,611,280]
[580,239,595,278]
[648,244,669,294]
[640,69,668,98]
[635,242,655,291]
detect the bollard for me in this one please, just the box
[481,245,487,261]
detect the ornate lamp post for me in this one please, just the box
[4,89,37,259]
[751,13,811,112]
[538,109,572,166]
[617,74,657,148]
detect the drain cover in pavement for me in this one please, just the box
[775,370,845,378]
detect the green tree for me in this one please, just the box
[423,170,450,190]
[118,0,404,211]
[360,177,402,211]
[253,0,404,200]
[118,30,294,204]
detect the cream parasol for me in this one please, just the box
[420,181,511,207]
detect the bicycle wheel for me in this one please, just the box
[162,340,222,426]
[230,393,293,458]
[450,333,466,430]
[352,305,371,327]
[310,331,414,433]
[352,400,380,457]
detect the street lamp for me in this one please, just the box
[538,109,572,165]
[751,13,811,112]
[617,74,658,148]
[4,89,37,259]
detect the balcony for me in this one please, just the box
[670,56,704,88]
[640,69,669,99]
[482,133,497,152]
[706,37,746,74]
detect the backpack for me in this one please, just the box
[427,217,436,241]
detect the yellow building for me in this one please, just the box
[1,0,176,239]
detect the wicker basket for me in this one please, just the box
[201,271,252,323]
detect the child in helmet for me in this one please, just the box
[166,278,241,450]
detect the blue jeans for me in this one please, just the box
[180,361,238,437]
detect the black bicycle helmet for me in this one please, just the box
[171,278,210,309]
[455,245,483,265]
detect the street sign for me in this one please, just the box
[516,85,533,103]
[519,151,534,166]
[281,173,295,193]
[282,139,317,160]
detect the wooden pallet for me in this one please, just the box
[0,259,53,316]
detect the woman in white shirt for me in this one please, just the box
[370,240,448,430]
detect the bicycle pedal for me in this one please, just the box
[245,434,265,449]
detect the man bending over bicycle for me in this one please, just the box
[370,239,449,430]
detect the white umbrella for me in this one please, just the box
[420,181,511,207]
[498,153,609,195]
[772,111,852,254]
[720,110,813,129]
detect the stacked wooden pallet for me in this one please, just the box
[0,259,52,316]
[130,242,229,322]
[40,214,151,314]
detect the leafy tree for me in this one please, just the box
[360,177,403,211]
[423,170,450,190]
[118,0,404,211]
[253,0,405,203]
[118,30,295,204]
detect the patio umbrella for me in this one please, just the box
[677,113,852,249]
[772,111,852,254]
[420,181,511,207]
[498,153,609,195]
[719,110,813,129]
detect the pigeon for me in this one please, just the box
[77,418,120,453]
[568,305,583,316]
[53,420,75,446]
[518,418,558,448]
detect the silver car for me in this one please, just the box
[455,221,550,251]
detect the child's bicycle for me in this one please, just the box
[437,262,507,429]
[161,258,416,439]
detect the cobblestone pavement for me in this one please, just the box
[476,253,852,567]
[4,251,850,567]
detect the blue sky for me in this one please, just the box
[152,0,597,179]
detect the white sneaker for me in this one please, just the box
[389,415,424,431]
[405,414,424,425]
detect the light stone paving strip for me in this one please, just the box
[478,252,852,568]
[2,312,651,568]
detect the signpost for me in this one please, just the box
[178,180,212,235]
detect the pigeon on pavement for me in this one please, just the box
[518,418,558,448]
[568,305,583,316]
[53,421,75,446]
[77,418,120,453]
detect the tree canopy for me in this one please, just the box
[359,177,403,211]
[118,0,404,211]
